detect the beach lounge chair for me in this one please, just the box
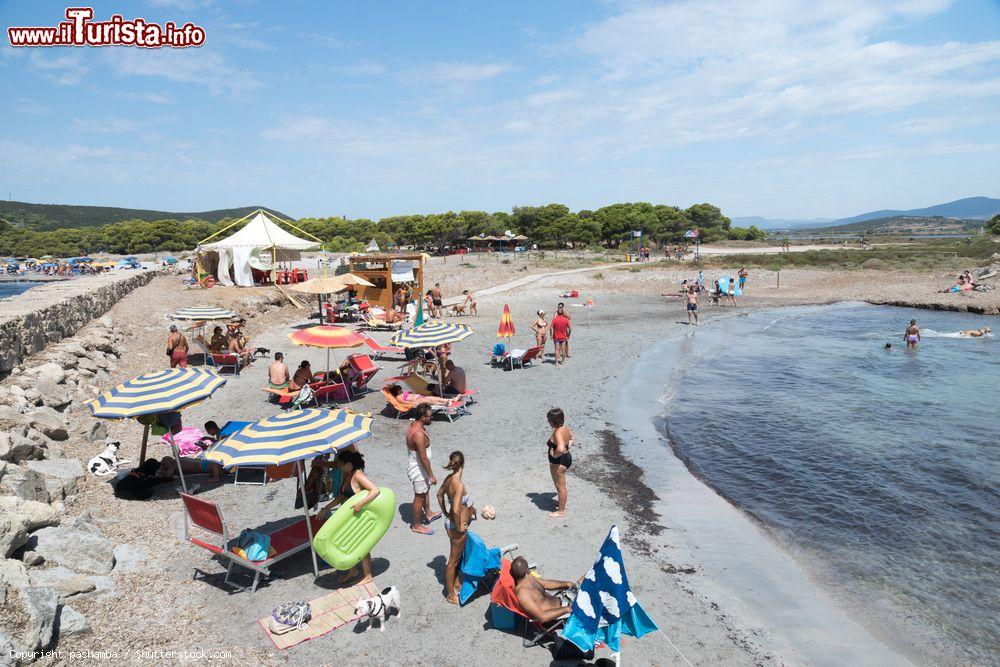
[489,559,570,648]
[381,386,467,422]
[346,353,381,395]
[511,346,542,369]
[180,493,322,594]
[195,335,243,375]
[360,316,405,332]
[358,332,405,360]
[311,381,350,405]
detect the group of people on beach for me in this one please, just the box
[166,318,256,370]
[669,267,749,325]
[530,302,573,364]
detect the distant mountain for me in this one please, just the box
[0,200,290,231]
[830,196,1000,226]
[732,216,835,230]
[804,215,986,236]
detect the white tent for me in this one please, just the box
[198,211,320,287]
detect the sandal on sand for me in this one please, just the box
[423,512,442,524]
[411,526,435,536]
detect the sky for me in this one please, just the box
[1,0,999,221]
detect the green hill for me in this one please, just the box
[0,200,290,230]
[802,215,987,236]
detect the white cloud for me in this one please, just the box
[602,556,623,584]
[28,51,90,86]
[626,590,638,608]
[107,49,260,95]
[400,61,514,85]
[334,60,387,76]
[600,590,620,618]
[576,590,596,619]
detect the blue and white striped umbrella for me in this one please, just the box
[390,320,474,349]
[87,368,227,419]
[171,305,237,320]
[204,408,374,469]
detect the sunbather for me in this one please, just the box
[228,332,252,366]
[443,360,467,394]
[437,451,475,603]
[268,352,290,389]
[511,556,579,624]
[208,326,228,353]
[387,384,456,406]
[290,360,313,391]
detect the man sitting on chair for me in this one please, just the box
[443,360,467,395]
[511,556,579,624]
[208,326,228,353]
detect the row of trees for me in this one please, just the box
[988,214,1000,235]
[0,202,766,258]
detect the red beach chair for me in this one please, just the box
[181,493,322,594]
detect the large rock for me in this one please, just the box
[0,465,50,504]
[34,363,65,385]
[0,405,28,431]
[18,586,59,651]
[55,604,89,636]
[0,514,29,559]
[35,380,72,410]
[76,356,99,373]
[48,352,79,371]
[27,526,115,575]
[83,337,115,354]
[97,316,114,329]
[79,421,107,443]
[26,459,83,499]
[28,567,96,599]
[26,408,68,441]
[61,342,88,358]
[0,432,44,464]
[0,497,58,531]
[112,544,144,573]
[0,557,30,589]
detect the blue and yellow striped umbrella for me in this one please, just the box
[390,321,474,349]
[88,368,227,419]
[171,305,237,320]
[204,408,374,469]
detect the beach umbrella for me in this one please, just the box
[289,325,365,396]
[562,525,664,663]
[414,300,425,327]
[390,321,473,349]
[171,305,238,321]
[204,408,374,578]
[496,304,516,370]
[290,273,375,323]
[87,368,227,493]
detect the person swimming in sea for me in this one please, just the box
[903,319,920,348]
[959,326,991,338]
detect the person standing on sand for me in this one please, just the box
[319,449,379,584]
[738,266,749,292]
[686,286,699,325]
[726,279,738,307]
[531,310,548,354]
[550,305,571,365]
[437,451,475,604]
[406,405,440,535]
[904,319,921,348]
[462,289,477,317]
[431,283,444,319]
[166,325,188,368]
[546,408,573,518]
[558,301,572,358]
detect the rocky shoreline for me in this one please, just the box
[0,316,136,664]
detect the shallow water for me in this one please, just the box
[664,303,999,664]
[0,281,40,299]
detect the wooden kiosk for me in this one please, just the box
[347,252,425,311]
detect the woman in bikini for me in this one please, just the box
[462,289,478,317]
[531,310,548,354]
[903,319,921,348]
[319,449,380,584]
[436,451,476,604]
[546,408,573,518]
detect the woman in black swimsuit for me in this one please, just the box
[546,408,573,518]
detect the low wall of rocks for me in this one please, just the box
[0,270,158,376]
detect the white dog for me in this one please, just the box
[354,586,400,632]
[88,441,127,476]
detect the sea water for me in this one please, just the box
[663,303,998,664]
[0,281,40,299]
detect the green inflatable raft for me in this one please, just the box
[312,487,396,571]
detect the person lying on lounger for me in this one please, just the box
[510,556,581,624]
[387,384,455,406]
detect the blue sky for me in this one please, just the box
[1,0,999,220]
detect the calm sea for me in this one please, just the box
[0,281,40,299]
[664,303,999,664]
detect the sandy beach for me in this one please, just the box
[5,257,996,666]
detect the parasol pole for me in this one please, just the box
[167,431,189,494]
[139,423,150,464]
[297,461,321,578]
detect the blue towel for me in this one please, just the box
[459,531,501,605]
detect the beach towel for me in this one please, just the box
[162,426,207,457]
[259,581,379,650]
[459,531,501,605]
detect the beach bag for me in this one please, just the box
[233,529,270,562]
[295,460,332,510]
[269,601,311,635]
